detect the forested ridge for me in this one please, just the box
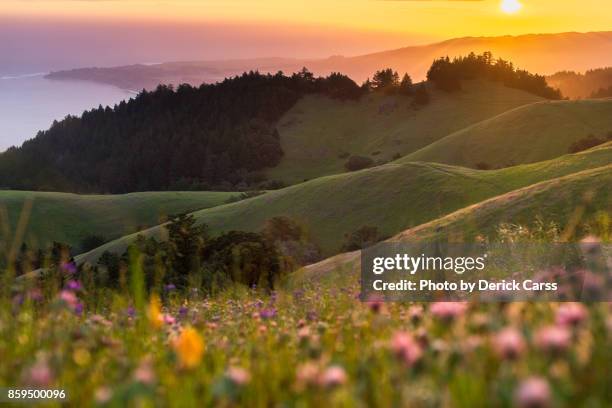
[0,53,562,193]
[0,71,361,193]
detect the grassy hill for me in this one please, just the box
[401,98,612,168]
[0,191,235,251]
[78,144,612,263]
[267,81,542,184]
[299,164,612,281]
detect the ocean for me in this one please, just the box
[0,74,133,152]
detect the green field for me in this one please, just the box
[0,191,236,251]
[394,164,611,241]
[401,98,612,168]
[266,81,542,184]
[78,144,612,263]
[301,163,611,279]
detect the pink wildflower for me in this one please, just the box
[226,366,251,386]
[555,303,587,327]
[390,331,423,366]
[535,325,571,354]
[515,377,552,408]
[321,365,347,387]
[430,302,468,321]
[493,327,526,360]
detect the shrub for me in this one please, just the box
[413,83,430,106]
[203,231,283,290]
[475,162,492,170]
[568,134,605,153]
[225,191,265,204]
[341,226,381,251]
[80,235,107,253]
[345,155,374,171]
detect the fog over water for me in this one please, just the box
[0,75,132,151]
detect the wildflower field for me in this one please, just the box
[1,260,610,408]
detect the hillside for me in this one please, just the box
[300,164,612,280]
[0,190,235,251]
[46,31,612,90]
[267,81,542,184]
[0,71,362,193]
[400,98,612,168]
[77,144,612,264]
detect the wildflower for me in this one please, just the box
[126,306,136,318]
[59,290,78,308]
[178,306,189,318]
[65,280,82,291]
[390,331,423,366]
[24,358,53,387]
[72,348,91,366]
[60,262,77,275]
[259,308,277,319]
[164,314,176,325]
[73,302,84,316]
[295,362,320,387]
[297,326,311,340]
[94,387,112,404]
[556,303,587,327]
[133,357,156,384]
[407,305,423,323]
[164,283,176,292]
[535,325,571,354]
[365,295,385,314]
[173,326,204,368]
[515,377,552,408]
[226,366,251,386]
[147,295,164,329]
[321,365,347,387]
[493,327,526,360]
[430,302,468,322]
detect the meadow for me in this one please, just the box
[1,254,610,407]
[78,143,612,263]
[0,191,236,251]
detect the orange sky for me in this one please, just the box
[1,0,610,76]
[2,0,610,40]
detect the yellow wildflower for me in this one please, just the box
[173,326,204,368]
[147,295,164,329]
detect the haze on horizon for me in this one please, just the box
[1,0,610,75]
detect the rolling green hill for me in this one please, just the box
[299,164,612,281]
[78,143,612,264]
[266,80,542,184]
[401,98,612,168]
[0,191,236,251]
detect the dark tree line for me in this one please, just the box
[0,70,362,193]
[426,52,562,99]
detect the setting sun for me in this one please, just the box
[500,0,523,14]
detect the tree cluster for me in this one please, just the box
[547,67,612,99]
[94,214,319,294]
[427,52,562,99]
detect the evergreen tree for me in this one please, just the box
[399,73,413,95]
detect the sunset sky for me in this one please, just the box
[1,1,610,74]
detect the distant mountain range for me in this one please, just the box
[46,31,612,91]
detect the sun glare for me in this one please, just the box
[500,0,523,14]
